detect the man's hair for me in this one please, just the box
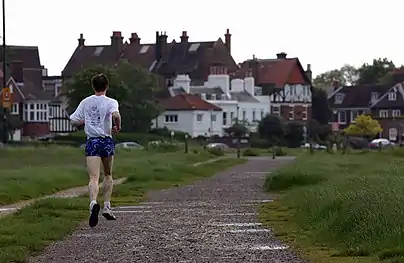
[91,73,109,92]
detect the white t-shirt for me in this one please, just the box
[70,95,119,138]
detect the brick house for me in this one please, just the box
[237,52,312,123]
[328,82,404,142]
[62,30,238,92]
[0,46,67,139]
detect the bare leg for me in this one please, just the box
[101,156,114,207]
[86,156,101,202]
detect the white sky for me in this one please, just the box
[3,0,403,77]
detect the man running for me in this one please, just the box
[69,73,121,228]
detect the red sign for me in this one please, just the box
[1,87,12,109]
[331,122,339,132]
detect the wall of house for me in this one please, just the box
[153,110,223,137]
[23,123,50,137]
[270,104,311,122]
[270,84,311,103]
[376,118,404,142]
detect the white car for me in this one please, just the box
[368,138,395,149]
[300,143,327,150]
[206,143,229,150]
[115,142,144,150]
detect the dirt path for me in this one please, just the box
[30,156,306,263]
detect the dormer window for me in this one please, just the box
[371,92,378,102]
[335,93,344,104]
[388,92,397,101]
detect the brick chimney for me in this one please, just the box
[155,31,162,61]
[224,29,231,54]
[110,31,124,52]
[276,52,287,59]
[306,64,312,82]
[78,33,85,47]
[180,31,189,43]
[129,33,140,44]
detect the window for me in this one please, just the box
[222,112,227,125]
[23,103,48,122]
[371,92,378,102]
[338,111,347,123]
[393,109,401,117]
[388,92,397,101]
[260,109,264,119]
[93,47,104,56]
[211,113,216,122]
[164,114,178,123]
[289,107,294,120]
[196,114,203,122]
[272,106,280,116]
[49,107,53,118]
[351,110,359,122]
[335,94,344,104]
[302,108,308,120]
[139,45,150,54]
[389,128,398,141]
[252,110,256,121]
[379,110,388,118]
[230,112,234,123]
[10,103,19,115]
[188,43,200,52]
[242,110,246,120]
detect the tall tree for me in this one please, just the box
[311,88,331,125]
[258,115,285,144]
[63,61,161,132]
[313,64,358,87]
[357,58,395,85]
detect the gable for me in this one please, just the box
[371,82,404,108]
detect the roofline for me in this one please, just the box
[369,82,403,108]
[327,86,344,99]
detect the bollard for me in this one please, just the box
[272,146,276,159]
[237,138,241,158]
[184,135,189,153]
[309,143,314,155]
[378,141,382,152]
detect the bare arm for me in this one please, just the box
[110,100,121,132]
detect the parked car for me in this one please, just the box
[206,143,229,151]
[300,143,327,150]
[368,138,395,149]
[115,141,144,150]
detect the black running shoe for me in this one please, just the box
[89,203,100,228]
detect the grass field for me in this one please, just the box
[260,149,404,263]
[0,146,245,263]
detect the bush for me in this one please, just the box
[250,138,271,148]
[147,141,180,152]
[243,148,260,156]
[53,132,163,145]
[207,147,225,156]
[268,147,287,156]
[149,128,190,141]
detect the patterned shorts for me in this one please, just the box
[85,137,115,157]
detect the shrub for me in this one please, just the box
[207,147,225,156]
[147,141,180,152]
[243,148,260,156]
[268,147,287,156]
[250,138,271,148]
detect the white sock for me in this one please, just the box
[104,201,111,208]
[90,200,97,209]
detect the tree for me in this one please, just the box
[63,61,162,132]
[311,88,331,125]
[344,115,382,139]
[258,115,285,145]
[285,122,304,148]
[0,112,23,141]
[357,58,395,85]
[313,64,358,87]
[224,121,249,138]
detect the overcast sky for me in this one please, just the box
[4,0,403,77]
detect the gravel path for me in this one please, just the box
[30,156,307,263]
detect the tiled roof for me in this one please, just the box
[160,94,221,111]
[238,56,310,88]
[370,82,404,108]
[0,45,41,69]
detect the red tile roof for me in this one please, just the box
[160,94,221,111]
[238,57,310,88]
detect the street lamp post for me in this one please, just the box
[2,0,7,144]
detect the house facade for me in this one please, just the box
[328,82,404,142]
[163,70,270,136]
[237,53,312,123]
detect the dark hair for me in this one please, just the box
[91,73,109,92]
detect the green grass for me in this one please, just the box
[260,149,404,263]
[0,146,245,263]
[0,147,213,205]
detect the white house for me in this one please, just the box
[154,72,270,137]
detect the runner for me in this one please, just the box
[69,73,121,228]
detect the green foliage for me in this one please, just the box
[63,61,161,132]
[149,127,190,141]
[242,148,260,156]
[224,122,249,138]
[258,115,285,144]
[357,58,395,85]
[344,114,382,138]
[147,141,180,152]
[268,147,287,156]
[313,64,358,87]
[207,147,225,156]
[285,122,304,148]
[311,88,331,125]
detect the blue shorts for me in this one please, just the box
[85,137,115,157]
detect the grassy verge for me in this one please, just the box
[260,149,404,263]
[0,147,213,205]
[0,157,245,263]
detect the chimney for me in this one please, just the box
[110,31,124,52]
[276,52,287,59]
[155,31,162,61]
[160,31,168,44]
[306,64,312,82]
[78,33,85,47]
[129,33,140,44]
[180,31,189,43]
[225,29,231,54]
[41,65,48,77]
